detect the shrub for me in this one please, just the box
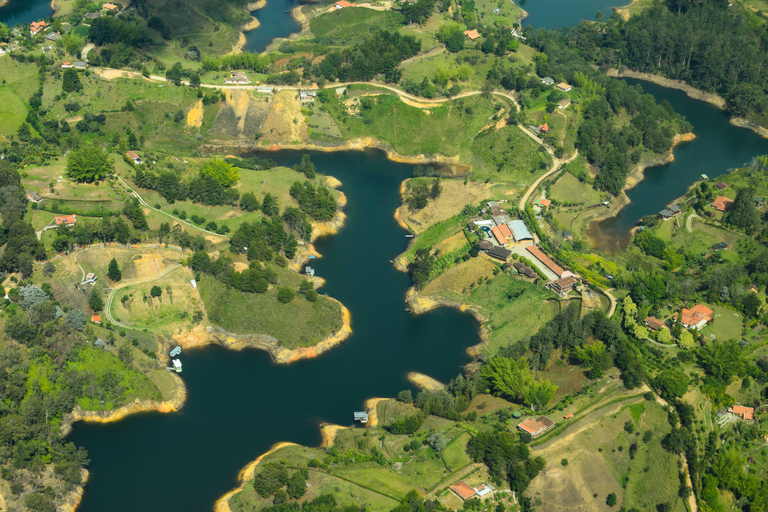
[561,458,568,466]
[277,287,294,303]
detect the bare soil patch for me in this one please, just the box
[261,90,308,142]
[422,255,497,295]
[398,180,493,234]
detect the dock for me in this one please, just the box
[353,411,368,423]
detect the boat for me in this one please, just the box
[172,359,182,373]
[170,345,182,357]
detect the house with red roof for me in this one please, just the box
[91,315,102,324]
[539,122,549,133]
[334,1,356,8]
[464,29,480,40]
[55,214,77,226]
[518,416,556,438]
[679,304,713,330]
[537,198,551,208]
[450,481,477,501]
[712,196,733,212]
[729,405,754,421]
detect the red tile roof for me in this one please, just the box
[526,245,565,277]
[539,122,549,132]
[91,315,101,323]
[464,29,480,40]
[518,416,556,436]
[644,316,664,331]
[564,413,573,420]
[55,214,77,225]
[498,223,512,239]
[491,226,508,245]
[538,198,551,207]
[731,405,754,421]
[712,196,733,212]
[335,0,356,6]
[450,481,477,500]
[679,304,713,327]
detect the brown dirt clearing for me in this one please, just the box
[398,180,494,234]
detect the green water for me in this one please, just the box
[70,150,481,512]
[0,0,52,27]
[591,78,768,251]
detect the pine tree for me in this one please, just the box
[107,258,122,282]
[89,289,104,312]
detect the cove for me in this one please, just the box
[243,0,300,53]
[590,77,768,251]
[0,0,52,27]
[69,149,480,512]
[519,0,620,29]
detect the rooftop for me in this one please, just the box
[644,316,664,331]
[464,29,480,40]
[518,416,555,436]
[527,245,565,278]
[450,481,477,501]
[508,219,532,241]
[712,196,733,212]
[679,304,713,327]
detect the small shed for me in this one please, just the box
[353,411,368,423]
[557,99,571,109]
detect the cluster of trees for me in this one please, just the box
[201,53,270,73]
[289,181,338,222]
[0,164,47,277]
[406,178,442,211]
[133,160,240,206]
[313,30,421,83]
[230,217,299,261]
[481,357,559,411]
[581,0,768,123]
[466,430,546,495]
[253,464,307,503]
[66,145,114,183]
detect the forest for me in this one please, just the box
[569,0,768,124]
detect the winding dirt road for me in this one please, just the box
[105,264,182,328]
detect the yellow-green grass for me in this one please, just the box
[111,266,202,333]
[549,170,604,205]
[620,0,660,17]
[198,277,343,348]
[399,26,440,51]
[470,124,553,183]
[309,8,404,45]
[150,368,179,400]
[475,0,524,27]
[701,304,744,342]
[660,215,752,258]
[0,57,40,137]
[399,50,500,91]
[441,432,471,471]
[323,92,498,161]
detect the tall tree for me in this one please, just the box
[107,258,122,282]
[66,146,114,183]
[725,188,760,229]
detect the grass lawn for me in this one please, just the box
[309,8,404,45]
[701,304,744,342]
[0,57,40,137]
[198,277,343,349]
[470,124,553,183]
[399,50,498,92]
[549,171,604,205]
[475,0,524,26]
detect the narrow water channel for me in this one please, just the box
[590,78,768,251]
[69,149,480,512]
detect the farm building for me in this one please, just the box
[45,32,61,41]
[518,416,556,438]
[74,61,88,70]
[488,246,512,261]
[557,99,571,109]
[30,21,48,35]
[513,261,537,278]
[55,214,77,226]
[61,62,74,69]
[335,0,356,7]
[464,29,480,40]
[102,2,118,9]
[450,481,477,501]
[91,315,102,324]
[715,181,727,189]
[26,190,43,203]
[541,77,554,86]
[711,242,727,251]
[556,82,572,92]
[712,196,733,212]
[491,226,508,245]
[508,220,533,242]
[658,204,682,220]
[679,304,713,330]
[526,245,565,278]
[549,276,576,295]
[225,71,250,84]
[477,240,493,251]
[537,198,551,208]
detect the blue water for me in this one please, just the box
[519,0,623,29]
[243,0,301,53]
[0,0,52,27]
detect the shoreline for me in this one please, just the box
[585,132,696,250]
[408,372,446,391]
[607,69,768,139]
[173,302,352,364]
[214,422,346,512]
[364,397,388,427]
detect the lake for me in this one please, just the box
[69,149,481,512]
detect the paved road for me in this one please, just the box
[105,264,182,328]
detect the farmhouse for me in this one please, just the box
[539,122,549,134]
[644,316,665,331]
[299,91,317,102]
[537,198,551,208]
[679,304,713,330]
[549,276,577,295]
[225,71,250,84]
[715,181,727,190]
[464,29,480,40]
[556,82,572,92]
[74,61,88,70]
[126,151,143,165]
[513,261,537,278]
[541,77,554,86]
[557,99,571,109]
[711,242,727,251]
[30,21,48,35]
[526,245,566,278]
[55,214,77,226]
[61,62,74,69]
[659,204,682,220]
[102,2,118,9]
[91,315,101,324]
[518,416,556,438]
[491,225,508,245]
[488,246,512,261]
[508,219,533,242]
[335,0,356,7]
[729,405,754,421]
[26,190,43,203]
[712,196,733,212]
[450,481,477,501]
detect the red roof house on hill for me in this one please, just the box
[712,196,733,212]
[91,315,101,324]
[55,214,77,226]
[730,405,754,421]
[464,29,480,40]
[539,122,549,133]
[491,225,508,245]
[679,304,713,330]
[518,416,556,438]
[644,316,664,331]
[450,481,477,501]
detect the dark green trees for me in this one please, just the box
[725,188,760,229]
[66,146,114,183]
[89,289,103,312]
[62,69,82,93]
[107,258,122,282]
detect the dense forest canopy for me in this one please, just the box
[566,0,768,123]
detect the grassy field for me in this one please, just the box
[309,8,405,45]
[399,50,499,92]
[470,124,553,183]
[0,57,40,137]
[475,0,524,26]
[528,399,684,512]
[198,277,343,348]
[549,171,604,205]
[423,266,559,358]
[701,304,744,342]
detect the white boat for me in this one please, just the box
[172,359,182,373]
[170,346,182,357]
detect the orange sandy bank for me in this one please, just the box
[407,372,446,391]
[320,423,347,447]
[214,442,300,512]
[364,397,389,427]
